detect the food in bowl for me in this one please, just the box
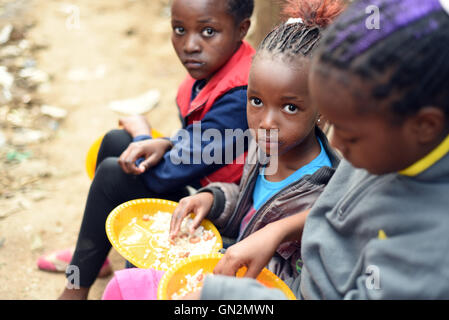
[157,254,297,300]
[170,268,208,300]
[120,210,218,270]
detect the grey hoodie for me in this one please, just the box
[201,152,449,300]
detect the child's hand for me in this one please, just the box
[118,138,172,174]
[213,211,310,278]
[118,115,152,138]
[213,227,280,279]
[169,193,214,240]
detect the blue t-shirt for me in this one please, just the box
[239,138,331,236]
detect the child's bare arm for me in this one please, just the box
[213,209,310,278]
[198,182,241,231]
[119,115,152,138]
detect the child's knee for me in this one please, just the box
[102,129,131,149]
[97,130,133,163]
[93,158,143,197]
[96,158,122,178]
[91,158,136,200]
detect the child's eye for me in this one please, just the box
[250,97,263,108]
[202,27,216,37]
[282,104,298,114]
[173,27,185,35]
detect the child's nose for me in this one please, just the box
[259,110,278,130]
[184,34,201,54]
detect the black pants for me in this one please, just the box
[67,130,189,287]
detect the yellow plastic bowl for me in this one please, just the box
[157,253,297,300]
[85,129,164,180]
[106,198,223,270]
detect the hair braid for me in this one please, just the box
[316,0,449,118]
[255,0,346,62]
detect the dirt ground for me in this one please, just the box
[0,0,188,300]
[0,0,269,300]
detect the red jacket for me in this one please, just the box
[176,40,255,186]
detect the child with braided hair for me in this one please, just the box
[101,0,345,300]
[196,0,449,300]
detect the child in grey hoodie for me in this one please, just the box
[198,0,449,300]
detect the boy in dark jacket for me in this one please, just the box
[51,0,255,300]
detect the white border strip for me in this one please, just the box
[440,0,449,15]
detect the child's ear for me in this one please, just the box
[317,115,331,134]
[407,107,447,145]
[237,18,251,41]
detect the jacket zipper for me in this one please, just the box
[235,129,339,239]
[221,162,261,235]
[185,103,206,122]
[236,178,310,242]
[336,173,380,218]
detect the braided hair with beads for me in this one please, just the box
[316,0,449,118]
[256,0,346,61]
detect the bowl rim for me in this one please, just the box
[157,253,297,300]
[85,129,164,180]
[105,198,223,270]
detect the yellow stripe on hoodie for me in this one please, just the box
[399,134,449,177]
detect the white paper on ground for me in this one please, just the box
[108,89,160,115]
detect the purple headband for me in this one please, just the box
[328,0,444,63]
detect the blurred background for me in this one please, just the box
[0,0,282,299]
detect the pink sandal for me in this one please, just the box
[37,248,112,278]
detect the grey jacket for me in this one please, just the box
[200,128,340,282]
[202,153,449,300]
